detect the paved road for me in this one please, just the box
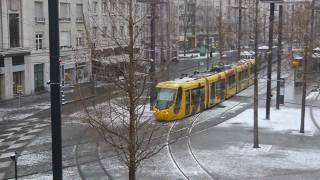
[2,56,320,179]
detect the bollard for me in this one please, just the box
[10,152,17,180]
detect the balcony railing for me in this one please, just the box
[76,17,84,23]
[59,17,71,22]
[35,17,46,23]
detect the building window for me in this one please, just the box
[60,31,71,48]
[0,57,4,67]
[9,13,20,48]
[9,0,20,11]
[34,64,44,92]
[35,33,43,50]
[92,27,98,39]
[76,4,83,22]
[12,55,24,66]
[112,26,116,37]
[120,25,124,36]
[102,0,107,14]
[59,3,71,21]
[92,1,98,14]
[103,26,107,37]
[35,1,45,22]
[76,31,84,47]
[111,1,116,12]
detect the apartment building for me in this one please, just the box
[0,0,148,99]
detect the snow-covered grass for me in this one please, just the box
[219,107,319,135]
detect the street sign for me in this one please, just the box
[17,85,23,94]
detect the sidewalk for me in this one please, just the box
[0,82,96,180]
[189,95,320,180]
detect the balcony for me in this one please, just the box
[59,17,71,22]
[76,17,84,23]
[35,17,46,23]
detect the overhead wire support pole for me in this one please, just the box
[238,0,242,62]
[253,0,259,149]
[300,0,315,133]
[150,0,157,109]
[48,0,63,179]
[266,2,274,120]
[206,0,210,71]
[276,5,283,110]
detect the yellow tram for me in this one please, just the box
[152,59,255,121]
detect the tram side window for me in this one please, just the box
[210,83,215,105]
[199,87,205,110]
[216,80,225,99]
[191,88,199,106]
[174,87,182,114]
[228,75,235,89]
[244,70,249,79]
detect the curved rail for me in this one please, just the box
[310,92,320,130]
[74,127,112,180]
[187,114,216,180]
[167,122,190,180]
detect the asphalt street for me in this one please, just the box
[1,56,320,180]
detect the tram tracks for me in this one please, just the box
[166,101,244,180]
[309,91,320,130]
[74,127,112,180]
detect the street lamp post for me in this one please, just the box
[48,0,62,179]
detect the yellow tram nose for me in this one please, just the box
[153,108,170,121]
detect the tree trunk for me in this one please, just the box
[128,0,137,179]
[129,163,136,180]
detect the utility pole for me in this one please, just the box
[238,0,243,61]
[253,0,259,149]
[301,0,316,133]
[48,0,62,179]
[266,3,274,120]
[183,0,188,56]
[276,5,283,109]
[263,13,266,44]
[218,0,223,60]
[150,0,157,109]
[206,0,210,71]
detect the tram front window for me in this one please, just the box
[156,88,177,110]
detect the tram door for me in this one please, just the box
[185,90,190,116]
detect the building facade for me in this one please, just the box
[0,0,102,99]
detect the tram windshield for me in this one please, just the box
[156,88,177,110]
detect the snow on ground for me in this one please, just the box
[195,143,320,179]
[0,102,50,122]
[219,107,319,135]
[68,100,155,126]
[306,91,320,100]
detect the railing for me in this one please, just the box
[35,17,46,23]
[59,17,71,22]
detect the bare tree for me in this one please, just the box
[81,1,170,179]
